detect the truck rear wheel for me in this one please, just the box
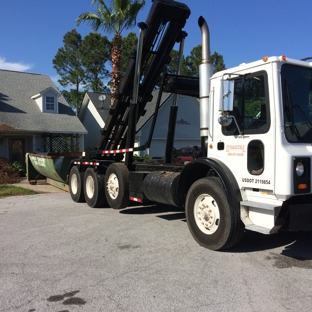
[185,177,244,250]
[69,166,85,203]
[83,168,107,208]
[105,163,130,209]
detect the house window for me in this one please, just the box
[46,96,55,110]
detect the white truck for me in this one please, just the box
[68,0,312,250]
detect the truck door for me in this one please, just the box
[217,71,275,191]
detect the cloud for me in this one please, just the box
[0,56,32,71]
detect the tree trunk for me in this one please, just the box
[110,34,122,107]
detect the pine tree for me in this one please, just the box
[53,29,85,113]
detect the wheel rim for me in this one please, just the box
[85,175,95,199]
[194,193,220,234]
[106,173,119,199]
[70,173,78,195]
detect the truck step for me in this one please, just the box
[240,201,282,234]
[240,201,279,211]
[244,224,271,234]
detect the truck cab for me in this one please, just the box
[205,56,312,235]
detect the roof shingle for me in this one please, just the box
[0,69,87,134]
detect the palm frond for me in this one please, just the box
[114,0,130,11]
[76,12,102,31]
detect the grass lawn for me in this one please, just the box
[0,184,38,197]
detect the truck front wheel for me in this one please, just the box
[185,177,244,251]
[69,166,85,203]
[105,163,129,209]
[83,168,107,208]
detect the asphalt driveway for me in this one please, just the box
[1,192,312,311]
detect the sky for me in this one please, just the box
[0,0,311,89]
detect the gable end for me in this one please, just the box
[31,87,61,113]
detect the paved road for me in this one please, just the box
[1,193,312,312]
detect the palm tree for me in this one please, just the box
[77,0,145,106]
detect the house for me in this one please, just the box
[79,90,200,158]
[136,89,201,157]
[0,69,87,168]
[78,92,111,151]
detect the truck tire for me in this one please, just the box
[83,168,107,208]
[185,177,244,251]
[69,166,85,203]
[105,163,130,209]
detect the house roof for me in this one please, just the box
[79,90,171,133]
[0,69,87,134]
[79,92,111,123]
[31,86,61,100]
[136,89,171,131]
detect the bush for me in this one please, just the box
[8,161,24,176]
[133,154,153,159]
[0,159,21,184]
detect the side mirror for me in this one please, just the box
[218,114,233,126]
[222,79,234,111]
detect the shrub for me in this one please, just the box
[8,161,24,176]
[0,159,21,184]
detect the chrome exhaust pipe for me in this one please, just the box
[198,16,210,63]
[198,16,214,156]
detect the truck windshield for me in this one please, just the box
[281,64,312,143]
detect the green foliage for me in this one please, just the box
[80,32,111,92]
[165,50,186,75]
[61,89,85,114]
[53,29,84,86]
[184,45,202,76]
[0,185,37,197]
[133,154,152,159]
[120,32,137,74]
[53,30,111,111]
[0,159,21,184]
[77,0,146,36]
[53,29,85,112]
[184,46,226,75]
[210,51,226,73]
[154,45,226,88]
[54,2,226,105]
[164,45,226,80]
[8,162,24,175]
[233,75,266,120]
[76,0,146,105]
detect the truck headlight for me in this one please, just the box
[295,162,304,177]
[293,157,310,194]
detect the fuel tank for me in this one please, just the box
[143,171,183,207]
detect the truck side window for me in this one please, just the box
[223,71,270,135]
[248,140,264,175]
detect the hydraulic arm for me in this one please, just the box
[94,0,191,157]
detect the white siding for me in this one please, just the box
[139,95,201,157]
[34,96,43,112]
[81,101,104,150]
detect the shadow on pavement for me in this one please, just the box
[120,203,186,222]
[280,232,312,261]
[121,203,312,259]
[229,230,312,260]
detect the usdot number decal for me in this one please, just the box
[242,178,270,185]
